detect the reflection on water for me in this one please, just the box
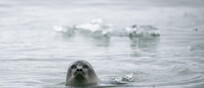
[129,37,160,56]
[90,37,110,47]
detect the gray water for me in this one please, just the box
[0,0,204,88]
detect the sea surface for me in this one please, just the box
[0,0,204,88]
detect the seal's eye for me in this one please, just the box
[83,65,89,68]
[70,65,76,69]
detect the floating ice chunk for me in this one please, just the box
[126,25,160,38]
[75,19,112,38]
[54,19,112,39]
[54,25,76,36]
[54,25,67,32]
[76,23,101,32]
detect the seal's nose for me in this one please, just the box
[76,68,83,72]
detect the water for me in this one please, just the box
[0,0,204,88]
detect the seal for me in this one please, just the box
[65,60,99,86]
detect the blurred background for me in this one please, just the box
[0,0,204,88]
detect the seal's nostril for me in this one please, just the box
[76,68,82,71]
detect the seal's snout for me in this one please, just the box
[74,67,85,76]
[76,68,83,71]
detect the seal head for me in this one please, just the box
[65,60,99,86]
